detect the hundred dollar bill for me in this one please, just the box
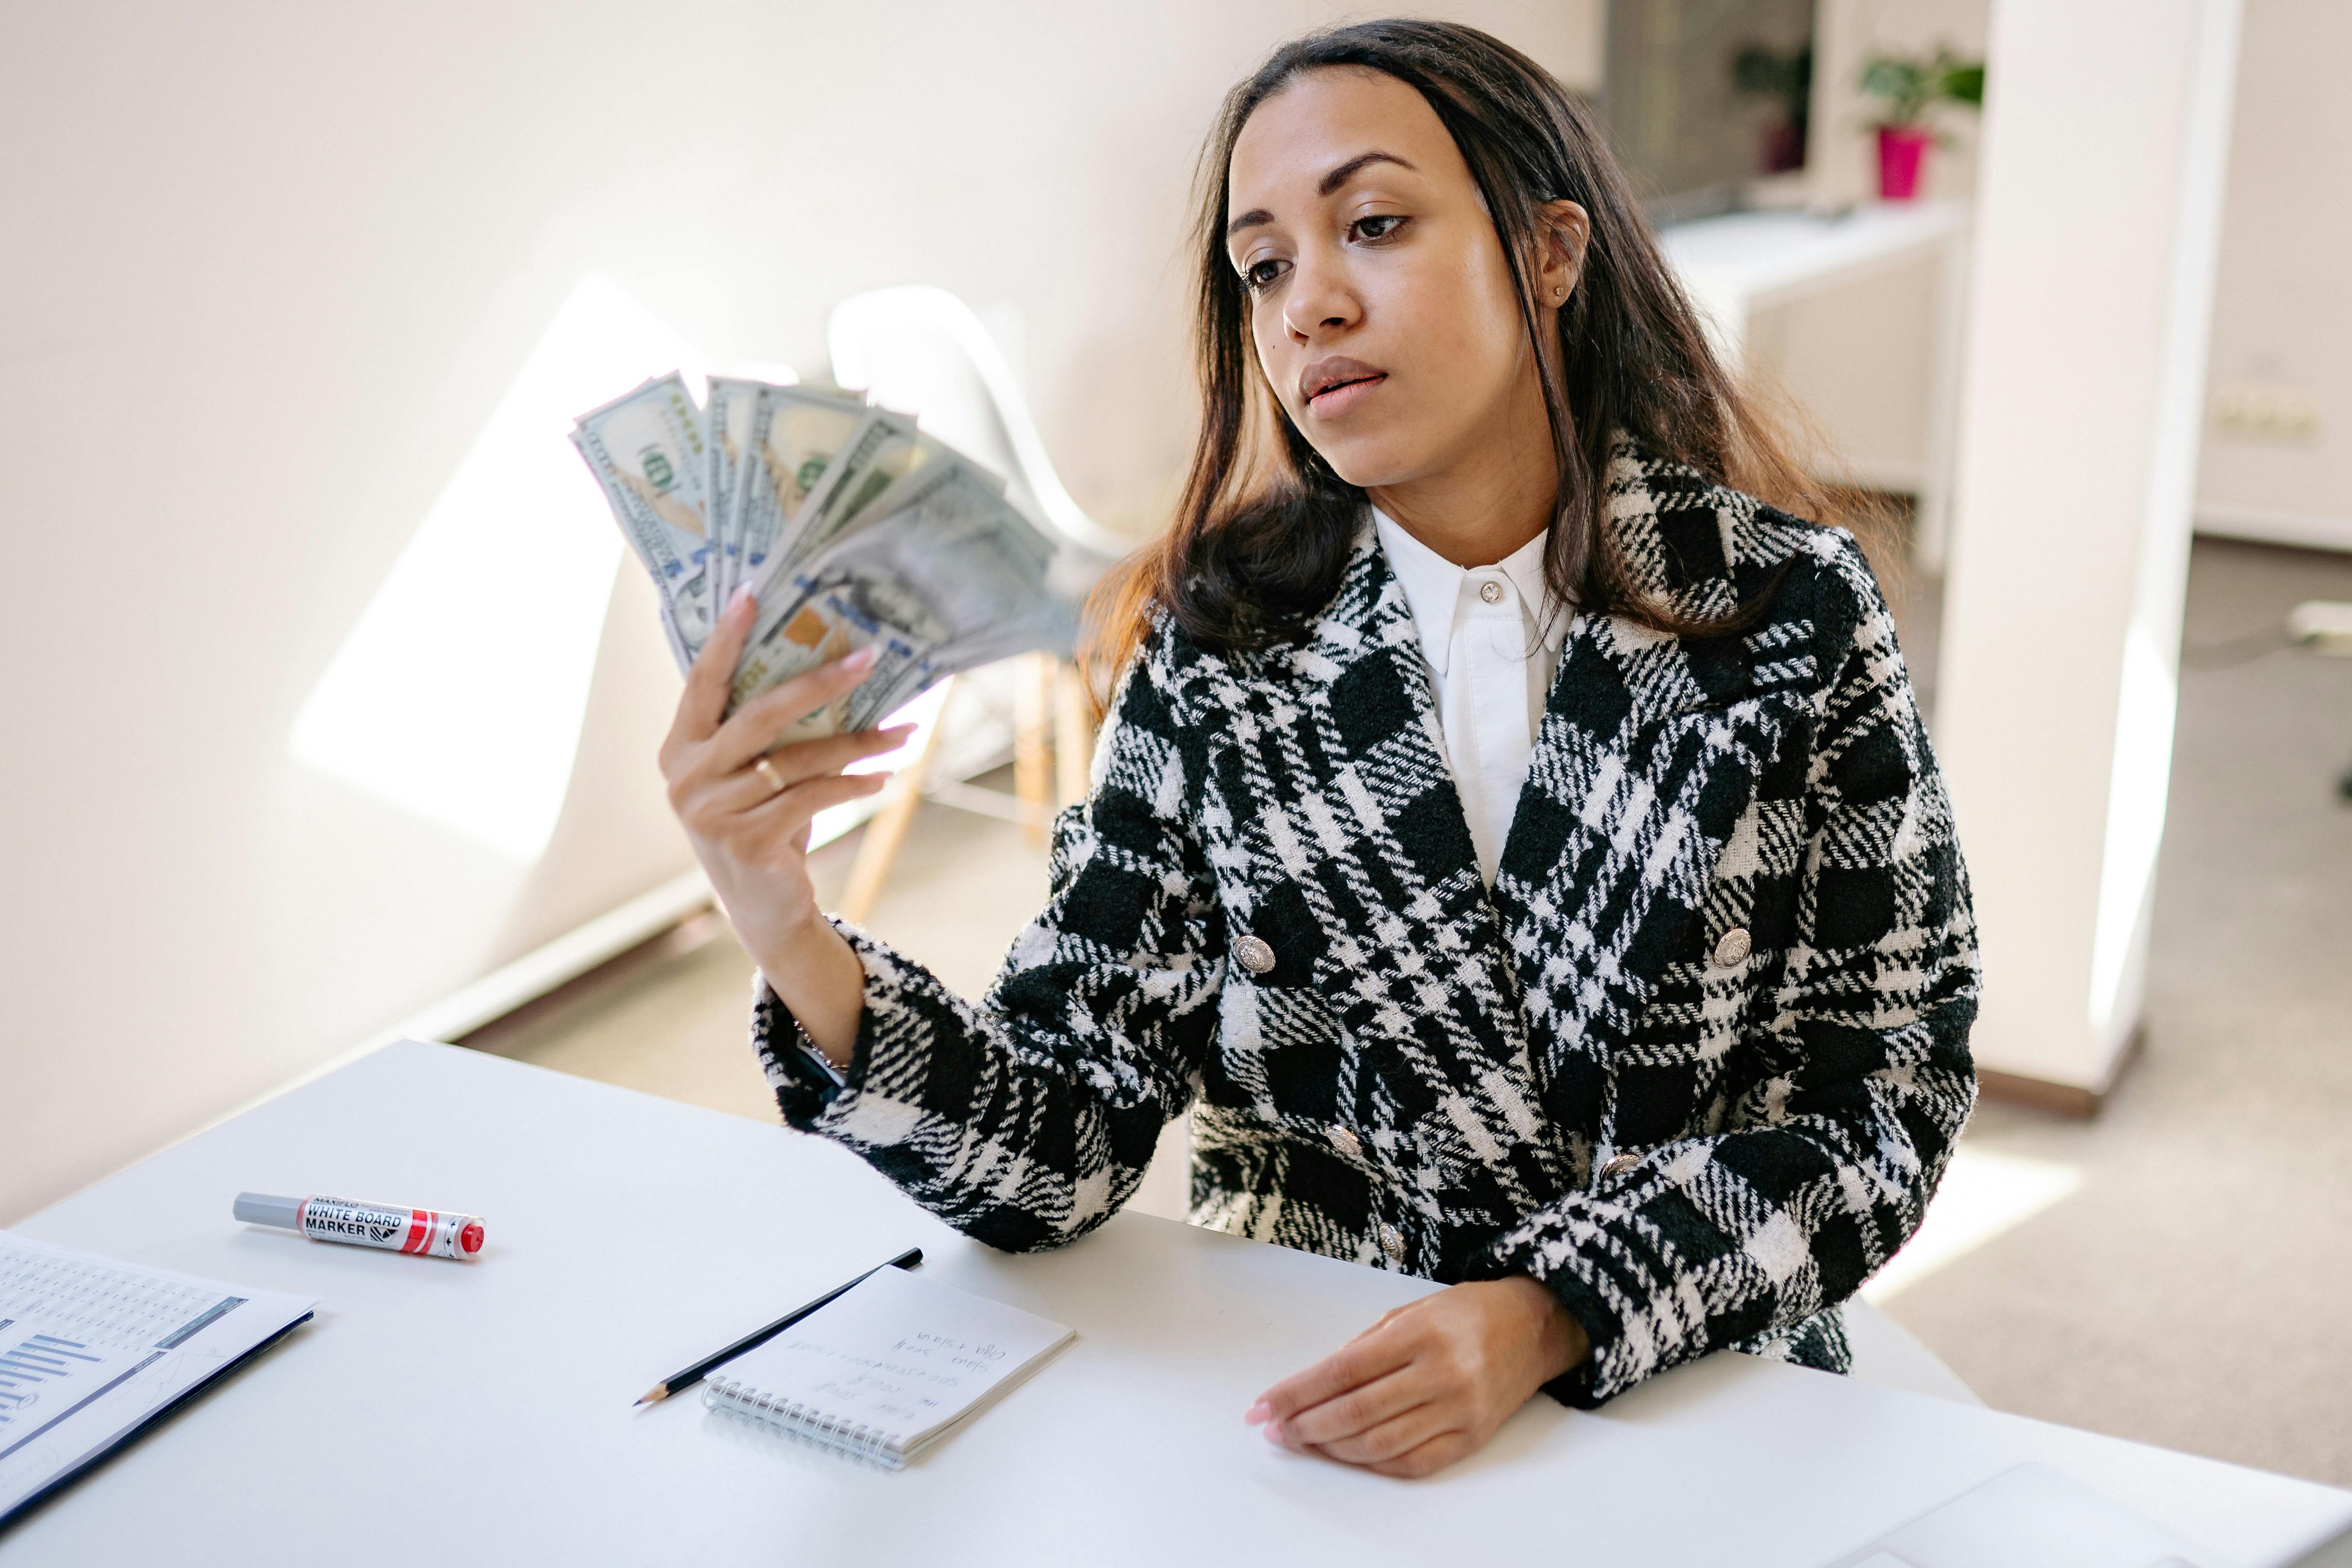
[575,367,1075,737]
[572,374,716,662]
[727,576,943,739]
[735,383,866,597]
[770,406,941,578]
[730,532,951,710]
[922,612,1078,679]
[839,626,941,732]
[726,458,1066,721]
[703,377,762,611]
[800,457,1059,644]
[737,457,1032,660]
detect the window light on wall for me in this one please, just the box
[291,274,709,862]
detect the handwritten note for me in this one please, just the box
[702,1267,1073,1467]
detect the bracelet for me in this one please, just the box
[795,1034,850,1092]
[760,971,852,1093]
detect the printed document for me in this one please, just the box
[0,1232,315,1521]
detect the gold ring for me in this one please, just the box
[753,756,786,795]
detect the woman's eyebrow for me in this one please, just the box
[1316,149,1415,196]
[1225,149,1421,240]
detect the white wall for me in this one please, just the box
[2196,0,2352,547]
[0,3,1599,1222]
[1304,0,1602,90]
[1762,0,2349,551]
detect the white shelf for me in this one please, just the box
[1659,201,1974,568]
[1660,200,1971,312]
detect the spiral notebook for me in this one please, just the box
[702,1266,1073,1469]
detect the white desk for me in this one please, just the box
[6,1041,2346,1565]
[1660,202,1973,568]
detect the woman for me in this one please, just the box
[661,20,1978,1479]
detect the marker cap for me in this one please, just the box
[233,1192,303,1230]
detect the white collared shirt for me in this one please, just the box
[1372,507,1573,886]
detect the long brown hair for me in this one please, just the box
[1086,18,1887,684]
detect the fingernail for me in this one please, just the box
[844,644,879,672]
[1242,1401,1270,1425]
[1261,1419,1284,1444]
[729,586,757,616]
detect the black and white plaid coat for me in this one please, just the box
[757,443,1979,1409]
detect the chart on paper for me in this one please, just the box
[0,1233,316,1522]
[0,1328,156,1449]
[0,1243,250,1352]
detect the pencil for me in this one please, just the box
[633,1246,924,1407]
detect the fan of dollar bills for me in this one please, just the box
[570,372,1074,743]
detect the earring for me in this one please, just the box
[1554,286,1566,298]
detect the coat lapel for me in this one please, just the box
[1258,516,1499,995]
[1489,445,1820,1125]
[1237,523,1566,1203]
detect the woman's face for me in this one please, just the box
[1225,67,1580,493]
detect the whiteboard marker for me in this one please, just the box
[234,1193,485,1260]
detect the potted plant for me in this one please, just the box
[1859,47,1985,200]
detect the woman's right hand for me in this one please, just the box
[658,587,913,1061]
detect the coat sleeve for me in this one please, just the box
[753,635,1226,1252]
[1476,537,1981,1408]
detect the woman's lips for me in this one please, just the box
[1306,372,1386,417]
[1300,355,1388,418]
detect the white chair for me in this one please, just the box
[824,286,1126,918]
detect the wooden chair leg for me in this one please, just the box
[1014,652,1054,845]
[836,678,954,925]
[1054,658,1093,811]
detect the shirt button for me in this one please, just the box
[1712,926,1753,967]
[1328,1124,1362,1160]
[1379,1223,1405,1262]
[1234,935,1276,975]
[1478,579,1505,604]
[1601,1152,1640,1179]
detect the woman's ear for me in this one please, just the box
[1533,199,1592,307]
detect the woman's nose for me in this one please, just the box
[1283,254,1360,343]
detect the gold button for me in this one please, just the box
[1234,935,1276,975]
[1712,926,1752,967]
[1328,1124,1362,1160]
[1601,1152,1640,1179]
[1478,579,1505,604]
[1379,1223,1405,1261]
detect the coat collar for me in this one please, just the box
[1368,505,1565,679]
[1304,438,1818,721]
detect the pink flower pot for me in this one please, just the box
[1877,125,1932,200]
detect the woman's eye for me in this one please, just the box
[1242,257,1289,292]
[1350,214,1408,243]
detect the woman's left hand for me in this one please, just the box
[1245,1276,1587,1479]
